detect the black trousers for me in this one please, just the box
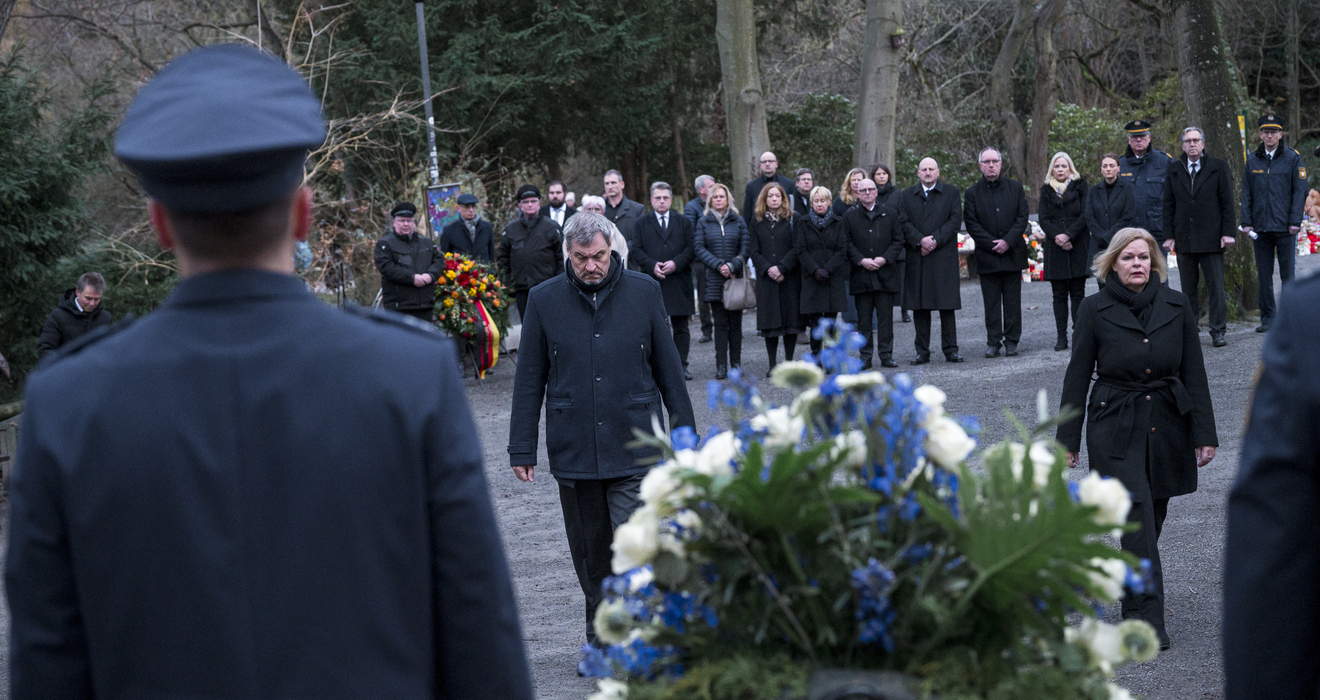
[669,314,691,366]
[1051,277,1086,339]
[398,308,433,323]
[1253,231,1296,325]
[979,271,1022,348]
[854,291,895,362]
[557,474,644,644]
[515,290,530,320]
[913,309,958,358]
[693,261,713,334]
[1121,495,1170,644]
[1179,251,1226,333]
[710,300,742,369]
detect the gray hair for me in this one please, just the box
[649,181,672,196]
[978,147,1002,163]
[77,271,106,293]
[562,211,613,250]
[1181,126,1204,141]
[694,174,714,191]
[603,169,623,182]
[580,194,606,210]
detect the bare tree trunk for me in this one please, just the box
[670,79,690,201]
[1287,0,1301,138]
[1172,0,1257,316]
[853,0,903,169]
[620,147,638,201]
[1024,0,1067,213]
[715,0,770,190]
[987,0,1036,184]
[0,0,13,44]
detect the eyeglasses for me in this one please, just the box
[760,158,777,163]
[1183,137,1203,143]
[857,187,877,192]
[980,159,1001,164]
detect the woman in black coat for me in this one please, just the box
[747,182,803,376]
[831,168,866,218]
[1085,153,1137,291]
[1037,152,1090,351]
[796,185,849,356]
[872,162,910,323]
[695,183,750,379]
[1057,227,1218,651]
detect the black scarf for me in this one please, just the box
[1104,273,1159,328]
[876,182,895,199]
[808,210,829,228]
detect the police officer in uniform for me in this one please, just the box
[375,200,442,321]
[1240,113,1308,333]
[1118,119,1176,254]
[5,44,532,700]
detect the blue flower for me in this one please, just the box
[706,380,722,411]
[671,426,699,451]
[701,563,720,583]
[903,543,933,565]
[728,366,742,382]
[845,331,868,352]
[579,644,612,678]
[851,558,898,651]
[1067,481,1081,502]
[1125,559,1152,595]
[720,387,741,408]
[899,494,921,521]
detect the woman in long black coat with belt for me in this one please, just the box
[695,183,750,379]
[796,185,849,356]
[1057,227,1217,652]
[1037,152,1090,351]
[747,182,802,376]
[1085,153,1137,291]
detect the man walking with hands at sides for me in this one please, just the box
[900,158,965,364]
[1241,114,1307,333]
[508,211,695,648]
[964,147,1030,357]
[7,43,531,700]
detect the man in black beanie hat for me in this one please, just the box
[374,200,444,321]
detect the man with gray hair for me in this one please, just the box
[38,271,115,359]
[631,181,697,380]
[686,174,716,343]
[508,211,694,649]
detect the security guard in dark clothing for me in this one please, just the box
[5,44,533,700]
[1118,119,1176,248]
[1241,113,1308,332]
[374,201,443,321]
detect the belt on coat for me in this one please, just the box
[1093,376,1193,458]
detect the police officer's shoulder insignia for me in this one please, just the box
[1301,166,1308,179]
[344,304,443,337]
[40,316,136,367]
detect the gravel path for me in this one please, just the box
[2,253,1312,699]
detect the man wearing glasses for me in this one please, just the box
[1163,127,1236,347]
[964,147,1029,357]
[742,151,795,221]
[1241,114,1308,333]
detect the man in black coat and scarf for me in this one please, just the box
[743,151,795,221]
[631,181,697,380]
[1161,127,1237,347]
[439,192,496,262]
[374,201,443,321]
[900,158,964,364]
[845,179,903,369]
[37,272,115,359]
[964,148,1030,357]
[508,211,695,646]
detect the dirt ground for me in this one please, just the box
[0,253,1313,700]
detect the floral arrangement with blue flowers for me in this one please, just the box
[582,320,1159,700]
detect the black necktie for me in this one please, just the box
[660,214,667,229]
[1190,162,1199,186]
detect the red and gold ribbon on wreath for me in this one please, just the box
[473,300,500,379]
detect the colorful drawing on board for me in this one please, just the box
[426,183,462,236]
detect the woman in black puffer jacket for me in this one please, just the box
[795,185,849,357]
[695,182,750,379]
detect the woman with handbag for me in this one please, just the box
[748,182,803,377]
[695,183,751,380]
[796,185,849,357]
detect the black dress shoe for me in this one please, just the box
[985,347,1001,358]
[880,358,899,368]
[1054,338,1068,351]
[715,367,727,380]
[945,353,964,363]
[901,312,911,323]
[684,368,693,381]
[1212,333,1227,347]
[698,333,713,343]
[1004,344,1019,357]
[911,356,931,365]
[1255,323,1270,333]
[860,361,873,371]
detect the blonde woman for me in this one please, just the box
[694,183,750,379]
[1037,151,1090,350]
[832,167,867,217]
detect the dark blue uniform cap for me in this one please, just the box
[114,44,326,213]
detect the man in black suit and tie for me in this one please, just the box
[439,192,496,262]
[900,157,965,364]
[631,181,697,380]
[1162,126,1237,346]
[540,180,576,228]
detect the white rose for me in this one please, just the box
[1077,472,1133,531]
[1069,618,1125,674]
[836,372,886,391]
[640,464,682,511]
[587,678,629,700]
[657,529,686,557]
[789,387,822,417]
[749,407,806,450]
[830,430,869,469]
[769,361,825,389]
[1106,683,1134,700]
[695,432,741,478]
[625,565,654,593]
[611,506,659,573]
[914,384,947,423]
[1026,440,1056,488]
[925,416,976,467]
[1087,557,1127,602]
[673,508,703,537]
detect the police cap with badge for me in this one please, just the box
[1125,119,1152,136]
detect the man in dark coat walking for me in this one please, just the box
[964,148,1030,357]
[1223,272,1320,699]
[1118,119,1176,248]
[498,184,563,318]
[7,44,532,700]
[743,151,795,222]
[374,201,443,321]
[37,272,115,359]
[900,158,964,364]
[439,192,496,262]
[1162,127,1237,346]
[1240,113,1308,333]
[631,181,697,380]
[685,174,716,343]
[508,211,695,646]
[845,178,903,369]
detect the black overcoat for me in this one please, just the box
[1223,274,1320,700]
[1084,180,1136,262]
[497,215,563,293]
[1038,179,1091,280]
[795,212,849,314]
[1161,154,1237,254]
[694,211,749,303]
[508,255,696,480]
[630,212,696,317]
[1057,283,1218,501]
[606,196,646,249]
[964,177,1030,274]
[845,204,904,294]
[747,214,802,332]
[742,173,794,222]
[6,270,533,699]
[439,217,496,263]
[374,230,443,312]
[899,182,963,311]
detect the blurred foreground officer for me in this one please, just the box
[6,44,532,700]
[1223,273,1320,699]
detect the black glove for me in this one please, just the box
[814,268,829,282]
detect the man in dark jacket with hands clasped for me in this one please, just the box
[964,147,1029,357]
[374,201,442,321]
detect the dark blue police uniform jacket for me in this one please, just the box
[6,270,532,699]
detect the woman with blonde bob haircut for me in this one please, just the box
[1036,151,1091,351]
[695,182,749,378]
[832,167,868,217]
[1058,225,1217,653]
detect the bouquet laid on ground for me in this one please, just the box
[581,320,1157,700]
[432,253,512,375]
